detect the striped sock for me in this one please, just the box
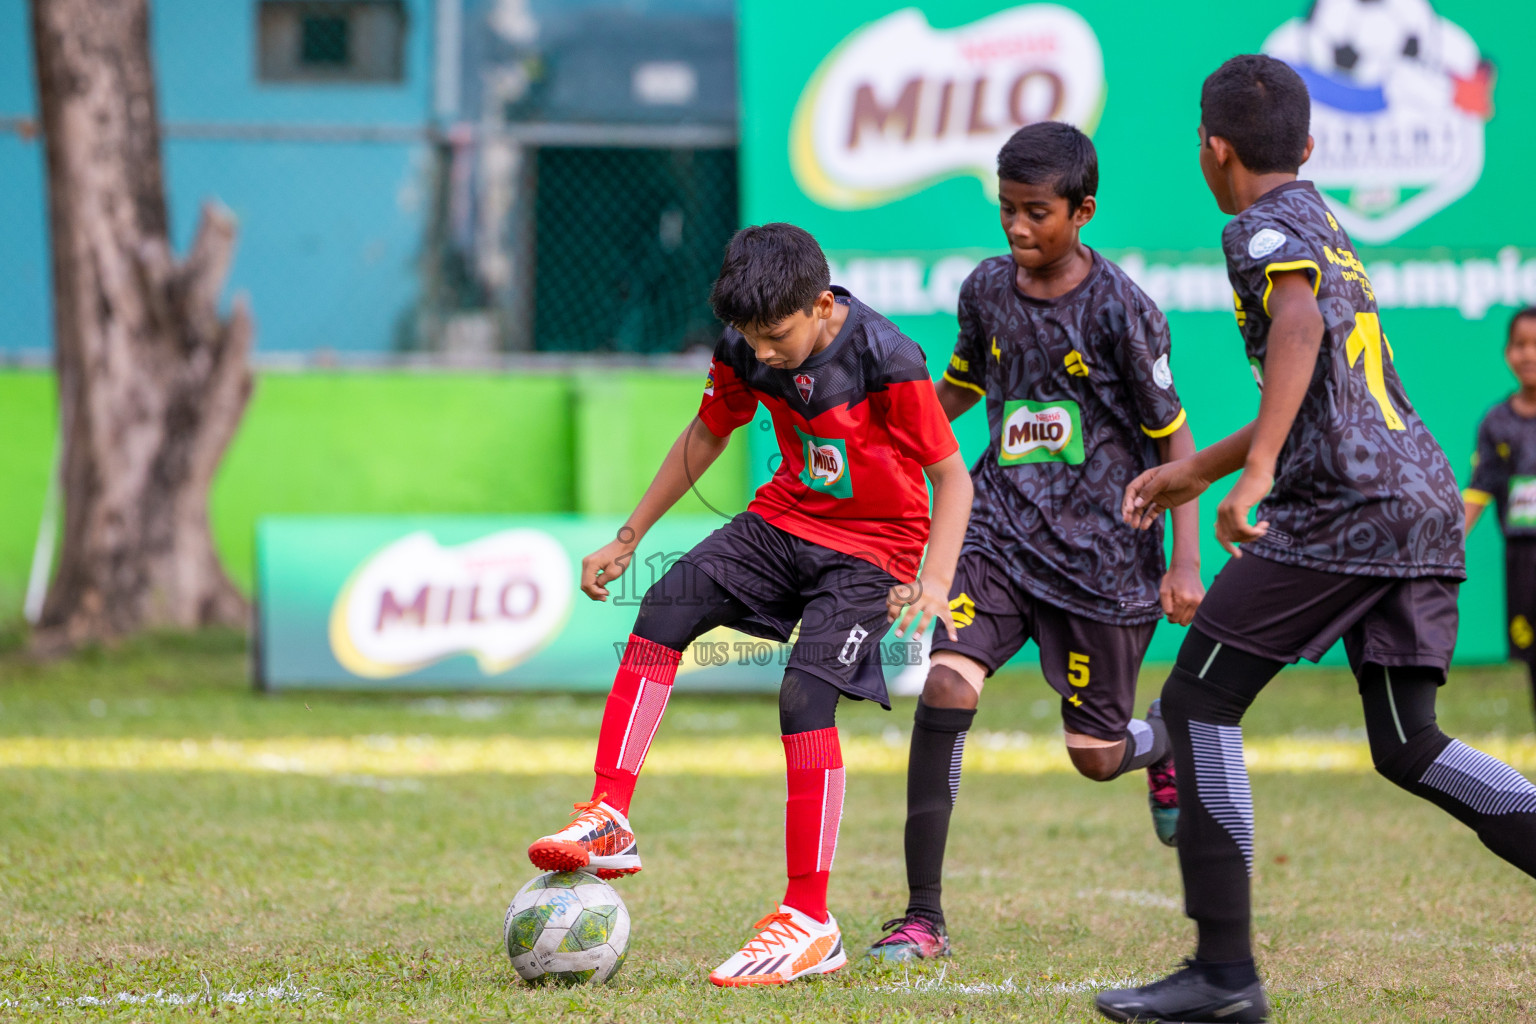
[904,700,975,924]
[782,727,844,923]
[591,635,682,814]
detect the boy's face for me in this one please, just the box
[738,290,837,370]
[998,179,1094,271]
[1508,317,1536,388]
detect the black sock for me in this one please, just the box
[1360,665,1536,876]
[1109,714,1171,778]
[1163,629,1284,964]
[1192,957,1261,990]
[903,699,975,924]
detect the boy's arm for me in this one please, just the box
[1121,273,1319,555]
[1463,498,1487,537]
[581,418,731,601]
[889,450,973,640]
[1463,415,1502,537]
[1154,423,1203,625]
[936,378,983,421]
[1216,271,1324,554]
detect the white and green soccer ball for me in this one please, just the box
[503,871,630,986]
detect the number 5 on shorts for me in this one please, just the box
[1067,651,1091,688]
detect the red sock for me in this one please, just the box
[591,635,681,814]
[781,727,845,923]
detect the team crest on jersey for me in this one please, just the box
[703,368,716,396]
[794,427,853,498]
[1261,0,1494,243]
[999,399,1085,466]
[1248,228,1287,259]
[794,373,816,403]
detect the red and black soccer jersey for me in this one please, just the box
[696,287,958,583]
[1466,398,1536,539]
[1223,181,1464,579]
[944,252,1186,625]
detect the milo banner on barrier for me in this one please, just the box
[740,0,1529,663]
[255,517,923,691]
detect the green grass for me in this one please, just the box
[1,633,1534,1021]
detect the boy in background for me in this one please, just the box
[1464,306,1536,722]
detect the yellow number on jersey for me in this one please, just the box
[1344,312,1405,431]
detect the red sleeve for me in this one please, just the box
[696,356,759,437]
[880,378,960,466]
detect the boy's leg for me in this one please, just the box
[528,558,752,876]
[708,670,864,986]
[1359,664,1536,873]
[869,557,1030,961]
[778,669,846,922]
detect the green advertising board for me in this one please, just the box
[740,0,1530,664]
[256,516,924,690]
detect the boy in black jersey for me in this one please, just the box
[1096,55,1536,1024]
[867,121,1205,963]
[1464,307,1536,723]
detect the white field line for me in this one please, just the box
[0,733,1532,778]
[873,964,1146,996]
[0,976,320,1011]
[1076,888,1182,911]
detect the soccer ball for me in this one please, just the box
[1304,0,1442,85]
[503,871,631,986]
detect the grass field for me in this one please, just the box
[1,632,1535,1022]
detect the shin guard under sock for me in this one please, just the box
[591,635,682,814]
[783,727,845,922]
[1108,715,1172,778]
[904,700,975,924]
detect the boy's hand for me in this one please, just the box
[887,577,958,642]
[1215,466,1274,557]
[1122,458,1211,530]
[581,538,636,601]
[1160,563,1205,626]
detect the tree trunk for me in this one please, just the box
[31,0,254,652]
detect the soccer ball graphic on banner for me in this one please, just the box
[504,872,631,985]
[1304,0,1441,85]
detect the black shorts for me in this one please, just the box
[929,553,1156,741]
[1192,552,1460,676]
[1506,539,1536,665]
[680,512,900,707]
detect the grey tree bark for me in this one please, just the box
[31,0,254,651]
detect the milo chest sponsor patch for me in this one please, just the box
[1000,399,1085,466]
[795,427,853,498]
[1510,476,1536,528]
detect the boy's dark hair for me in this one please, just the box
[709,223,831,328]
[996,121,1098,213]
[1201,54,1311,174]
[1508,306,1536,343]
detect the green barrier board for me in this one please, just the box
[740,0,1527,664]
[255,515,923,691]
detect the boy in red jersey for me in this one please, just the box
[526,223,973,986]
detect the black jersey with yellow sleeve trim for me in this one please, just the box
[1223,180,1464,579]
[947,251,1185,625]
[1467,398,1536,538]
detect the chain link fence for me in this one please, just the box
[530,145,736,354]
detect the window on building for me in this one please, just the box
[258,1,405,83]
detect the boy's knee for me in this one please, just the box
[1066,741,1125,781]
[921,664,980,710]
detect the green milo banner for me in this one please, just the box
[741,0,1531,664]
[256,517,924,690]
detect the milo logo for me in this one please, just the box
[1000,399,1085,465]
[1510,475,1536,528]
[795,428,854,498]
